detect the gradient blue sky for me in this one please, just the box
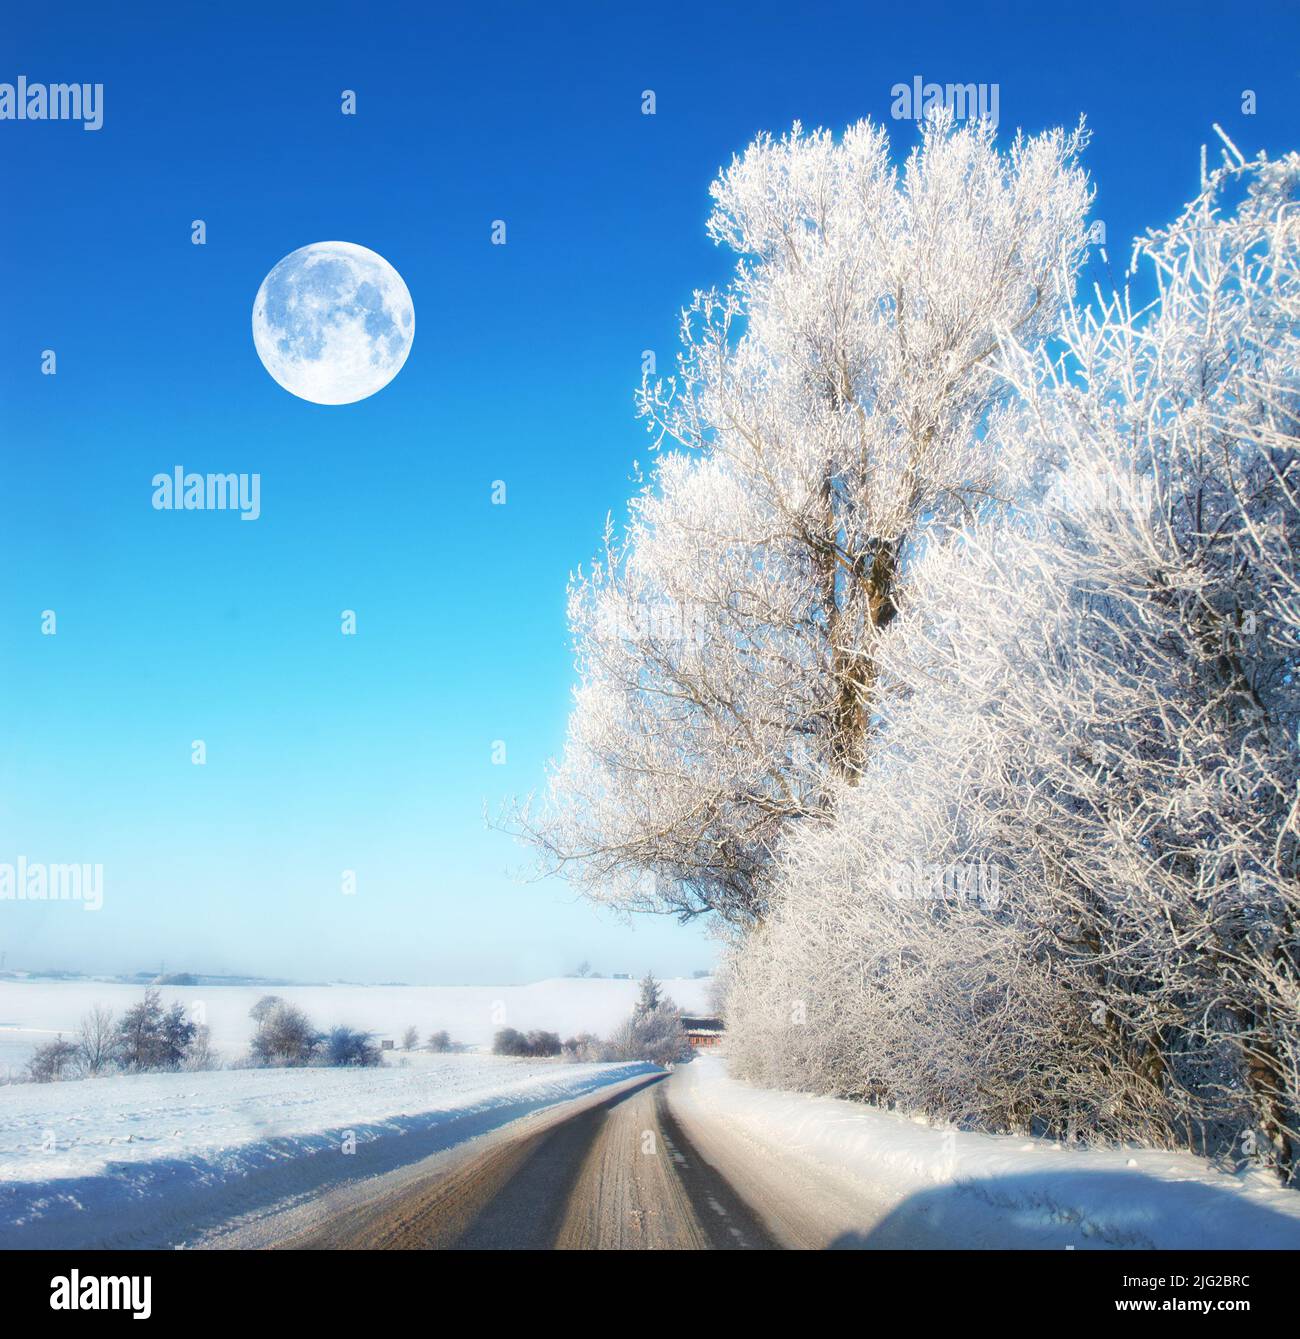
[1,1,1296,983]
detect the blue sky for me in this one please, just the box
[1,1,1296,983]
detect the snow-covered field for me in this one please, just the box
[0,976,709,1247]
[0,976,714,1076]
[0,1054,657,1248]
[675,1054,1300,1249]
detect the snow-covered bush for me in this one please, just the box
[321,1026,381,1068]
[603,1005,689,1067]
[492,1028,562,1058]
[248,999,319,1067]
[26,1036,80,1084]
[555,978,691,1066]
[562,1032,605,1062]
[181,1023,218,1073]
[603,975,690,1065]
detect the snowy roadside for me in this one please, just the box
[672,1054,1300,1249]
[0,1056,656,1249]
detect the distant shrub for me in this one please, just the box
[427,1030,453,1053]
[493,1028,563,1058]
[27,1036,79,1083]
[183,1024,219,1072]
[493,1027,527,1056]
[562,1033,607,1063]
[322,1026,381,1068]
[249,1000,319,1067]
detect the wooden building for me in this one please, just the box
[681,1016,725,1048]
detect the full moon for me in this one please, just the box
[251,242,414,405]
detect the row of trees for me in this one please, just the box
[523,113,1300,1178]
[25,991,413,1081]
[246,1001,462,1065]
[400,1026,458,1052]
[27,990,215,1082]
[25,986,684,1080]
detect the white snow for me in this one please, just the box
[0,976,715,1075]
[675,1053,1300,1249]
[0,1054,656,1249]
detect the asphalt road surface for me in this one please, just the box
[280,1072,779,1250]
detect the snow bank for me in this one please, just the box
[0,1055,655,1249]
[0,976,714,1074]
[676,1054,1300,1249]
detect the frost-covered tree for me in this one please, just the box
[249,994,283,1025]
[634,972,662,1016]
[182,1023,218,1073]
[114,989,196,1072]
[77,1006,116,1077]
[727,138,1300,1178]
[978,138,1300,1173]
[521,113,1091,925]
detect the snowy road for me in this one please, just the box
[244,1071,779,1250]
[224,1062,935,1250]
